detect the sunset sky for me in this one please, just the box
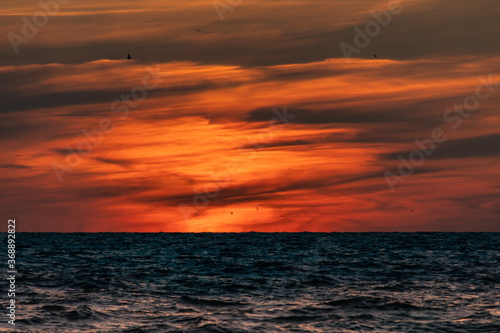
[1,0,500,232]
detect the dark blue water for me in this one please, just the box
[2,233,499,332]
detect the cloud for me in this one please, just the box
[0,163,31,169]
[2,1,500,232]
[1,0,499,68]
[383,133,500,160]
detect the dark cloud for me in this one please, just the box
[450,193,500,211]
[49,113,111,117]
[139,171,394,209]
[0,163,31,169]
[247,103,435,126]
[76,184,154,199]
[0,83,229,114]
[94,157,133,167]
[240,139,312,149]
[2,0,500,68]
[52,148,77,156]
[239,132,355,149]
[383,132,500,160]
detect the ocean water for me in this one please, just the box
[2,232,500,332]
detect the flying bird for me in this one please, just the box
[127,54,132,60]
[373,53,378,58]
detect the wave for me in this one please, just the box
[180,296,248,307]
[324,296,434,311]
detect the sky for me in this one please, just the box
[1,0,500,232]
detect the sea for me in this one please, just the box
[1,232,499,332]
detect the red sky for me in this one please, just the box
[1,0,500,232]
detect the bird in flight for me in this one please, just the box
[127,54,132,60]
[373,53,378,58]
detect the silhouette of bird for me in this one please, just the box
[373,53,378,58]
[127,53,132,60]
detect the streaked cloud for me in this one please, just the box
[1,0,499,232]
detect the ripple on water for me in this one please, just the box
[9,232,500,332]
